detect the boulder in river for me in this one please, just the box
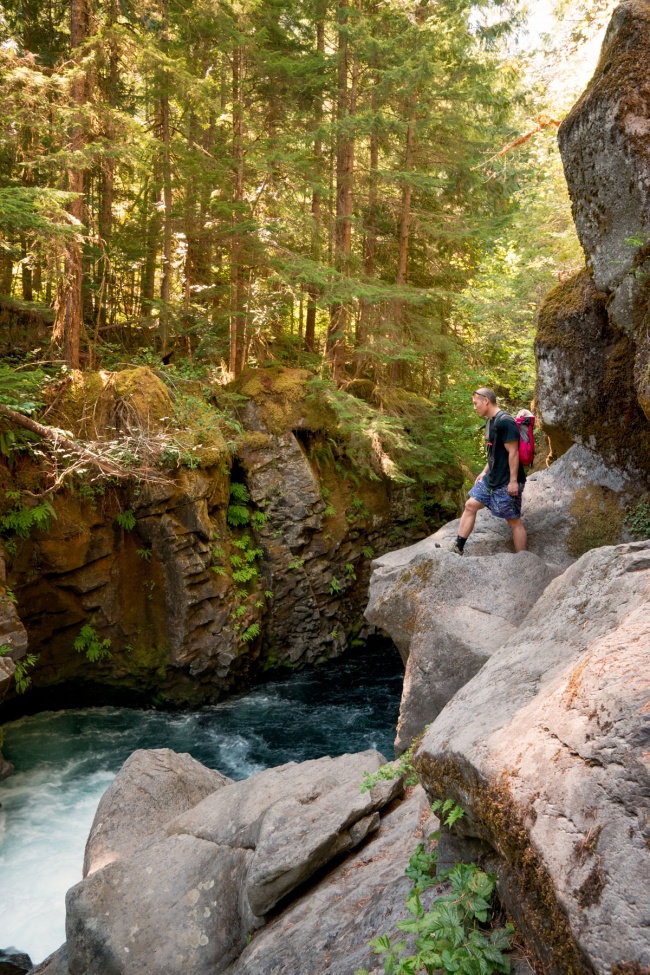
[83,748,232,876]
[415,540,650,975]
[64,749,404,975]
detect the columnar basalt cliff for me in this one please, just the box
[0,364,459,729]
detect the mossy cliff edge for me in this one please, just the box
[0,364,461,719]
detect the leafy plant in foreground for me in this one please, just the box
[370,861,513,975]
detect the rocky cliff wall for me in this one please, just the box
[0,365,459,725]
[542,0,650,474]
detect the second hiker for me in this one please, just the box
[451,387,528,555]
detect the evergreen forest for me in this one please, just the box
[0,0,613,481]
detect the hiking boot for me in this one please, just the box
[449,541,464,556]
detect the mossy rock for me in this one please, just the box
[46,367,173,440]
[567,484,626,558]
[231,365,338,436]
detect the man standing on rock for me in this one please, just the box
[451,388,527,555]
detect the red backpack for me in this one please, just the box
[516,414,535,468]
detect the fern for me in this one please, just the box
[227,504,250,526]
[0,498,56,540]
[230,482,251,504]
[115,510,136,531]
[240,621,260,643]
[74,624,112,663]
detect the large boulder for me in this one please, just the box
[414,540,650,975]
[365,548,560,754]
[224,786,436,975]
[558,0,650,420]
[83,748,231,876]
[63,750,404,975]
[535,268,650,476]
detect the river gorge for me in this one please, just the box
[0,645,403,965]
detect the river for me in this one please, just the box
[0,645,403,964]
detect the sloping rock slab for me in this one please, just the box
[415,541,650,975]
[371,444,634,571]
[64,750,403,975]
[83,748,232,876]
[224,786,436,975]
[366,549,560,753]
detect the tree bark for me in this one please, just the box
[328,0,357,381]
[97,0,118,333]
[391,101,416,384]
[229,43,246,377]
[52,0,89,368]
[159,0,173,357]
[305,11,325,354]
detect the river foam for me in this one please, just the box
[0,646,403,963]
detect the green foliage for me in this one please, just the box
[136,548,152,561]
[329,575,343,595]
[227,505,250,527]
[344,562,357,581]
[0,497,56,541]
[626,496,650,541]
[230,483,251,504]
[240,621,260,643]
[288,557,305,571]
[363,546,374,559]
[0,645,38,693]
[74,624,113,663]
[360,745,419,793]
[115,510,137,532]
[431,798,466,830]
[370,861,513,975]
[0,366,51,415]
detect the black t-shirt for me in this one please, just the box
[485,411,526,490]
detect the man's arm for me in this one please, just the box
[505,440,519,496]
[476,462,489,483]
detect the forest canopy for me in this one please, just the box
[0,0,606,476]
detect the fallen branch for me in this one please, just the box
[0,403,170,485]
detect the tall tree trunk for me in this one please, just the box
[160,0,172,355]
[390,104,416,384]
[52,0,89,368]
[305,11,325,354]
[229,44,246,378]
[328,0,356,382]
[356,76,379,370]
[141,172,162,315]
[97,0,117,333]
[21,236,33,301]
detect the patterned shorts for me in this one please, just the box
[468,479,524,520]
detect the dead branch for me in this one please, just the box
[497,114,562,157]
[0,404,171,486]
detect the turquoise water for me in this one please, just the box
[0,646,403,964]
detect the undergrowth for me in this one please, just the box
[358,753,514,975]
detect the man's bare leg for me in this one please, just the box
[507,517,527,553]
[458,498,484,540]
